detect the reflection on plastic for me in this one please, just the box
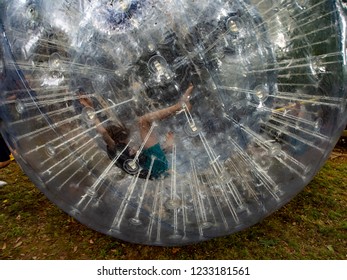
[0,0,346,245]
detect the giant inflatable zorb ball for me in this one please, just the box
[0,0,346,246]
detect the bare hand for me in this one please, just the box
[79,95,93,108]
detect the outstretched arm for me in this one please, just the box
[138,83,193,149]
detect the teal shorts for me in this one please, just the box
[141,143,169,179]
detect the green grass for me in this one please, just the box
[0,145,346,260]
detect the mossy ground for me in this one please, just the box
[0,143,346,260]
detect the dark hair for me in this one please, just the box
[75,87,85,95]
[106,124,129,145]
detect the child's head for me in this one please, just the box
[106,124,130,145]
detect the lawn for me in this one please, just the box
[0,143,346,260]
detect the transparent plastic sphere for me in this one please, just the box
[0,0,346,246]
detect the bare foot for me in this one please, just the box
[180,83,193,110]
[79,95,93,108]
[0,160,11,169]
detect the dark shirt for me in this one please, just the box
[107,143,169,180]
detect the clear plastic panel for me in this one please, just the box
[0,0,346,245]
